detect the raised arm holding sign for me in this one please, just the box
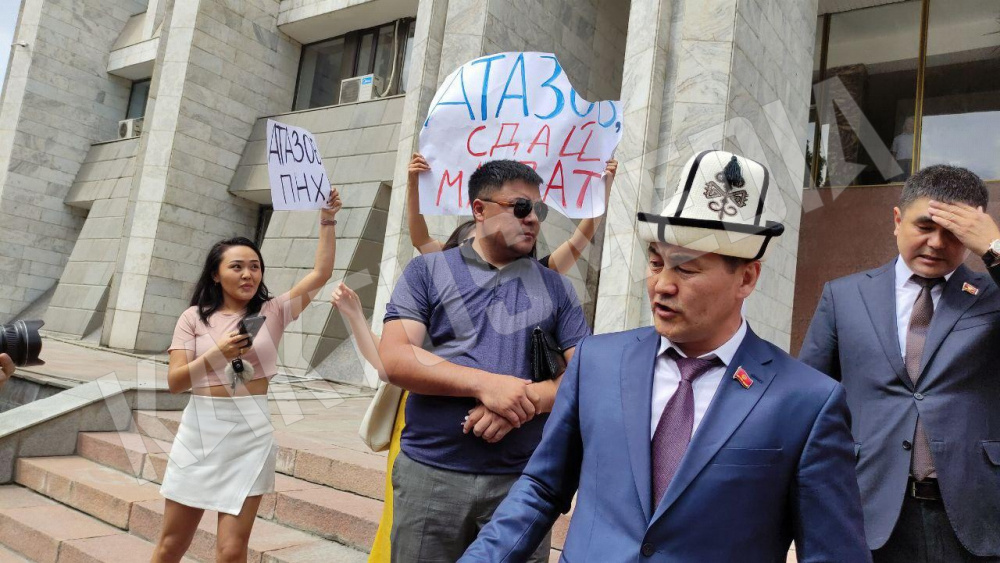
[418,52,622,219]
[406,151,617,272]
[266,119,331,211]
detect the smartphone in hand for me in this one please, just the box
[237,314,267,346]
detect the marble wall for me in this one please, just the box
[44,138,138,339]
[724,0,816,348]
[0,0,144,322]
[593,0,675,334]
[103,0,301,351]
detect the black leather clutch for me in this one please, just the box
[531,326,566,382]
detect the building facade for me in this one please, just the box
[1,0,990,384]
[792,0,1000,352]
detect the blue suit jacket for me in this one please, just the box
[461,326,869,562]
[800,262,1000,556]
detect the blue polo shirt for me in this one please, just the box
[384,241,590,474]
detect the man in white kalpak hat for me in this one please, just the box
[460,150,869,562]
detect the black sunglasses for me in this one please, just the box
[479,197,548,222]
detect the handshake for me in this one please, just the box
[463,373,547,444]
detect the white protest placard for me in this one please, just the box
[266,119,331,210]
[418,52,623,219]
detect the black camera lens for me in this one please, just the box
[0,320,45,366]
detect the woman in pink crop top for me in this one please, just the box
[152,190,341,563]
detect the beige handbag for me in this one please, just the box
[358,380,404,452]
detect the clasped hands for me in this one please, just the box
[463,373,544,444]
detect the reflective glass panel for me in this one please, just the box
[294,37,346,110]
[372,24,395,94]
[126,79,150,119]
[399,21,416,94]
[814,1,921,186]
[919,0,1000,180]
[356,32,375,75]
[804,17,824,186]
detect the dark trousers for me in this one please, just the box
[873,494,1000,563]
[390,452,551,562]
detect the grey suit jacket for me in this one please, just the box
[800,261,1000,556]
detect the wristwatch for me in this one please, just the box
[982,239,1000,268]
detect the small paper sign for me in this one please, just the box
[266,119,331,211]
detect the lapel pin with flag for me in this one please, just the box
[962,282,979,296]
[734,366,753,389]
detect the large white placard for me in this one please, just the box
[419,52,623,219]
[266,119,331,211]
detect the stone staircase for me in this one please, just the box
[0,407,570,562]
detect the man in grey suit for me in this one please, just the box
[801,164,1000,562]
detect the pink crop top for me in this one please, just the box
[168,292,299,388]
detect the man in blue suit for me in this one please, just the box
[461,151,869,562]
[801,165,1000,562]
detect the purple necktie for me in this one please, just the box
[905,274,944,481]
[651,349,723,506]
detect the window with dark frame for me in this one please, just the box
[806,1,922,188]
[805,0,1000,187]
[126,79,151,120]
[293,18,416,111]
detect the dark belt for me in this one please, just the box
[908,477,941,501]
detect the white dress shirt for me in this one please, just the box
[894,256,954,358]
[651,320,748,439]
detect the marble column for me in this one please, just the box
[593,0,674,334]
[367,0,451,386]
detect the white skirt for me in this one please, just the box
[159,394,276,515]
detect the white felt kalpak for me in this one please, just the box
[637,150,784,259]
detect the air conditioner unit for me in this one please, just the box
[118,117,143,139]
[339,74,383,104]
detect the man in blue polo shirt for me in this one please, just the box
[379,159,590,561]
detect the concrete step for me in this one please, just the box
[15,456,162,529]
[17,453,378,555]
[0,485,197,563]
[131,411,388,501]
[77,431,170,484]
[128,409,573,550]
[272,432,386,501]
[261,542,368,563]
[59,533,200,563]
[0,544,30,563]
[12,454,370,562]
[128,497,366,563]
[128,410,570,550]
[131,409,180,443]
[269,483,383,551]
[76,430,387,548]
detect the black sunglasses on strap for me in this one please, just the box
[479,197,548,222]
